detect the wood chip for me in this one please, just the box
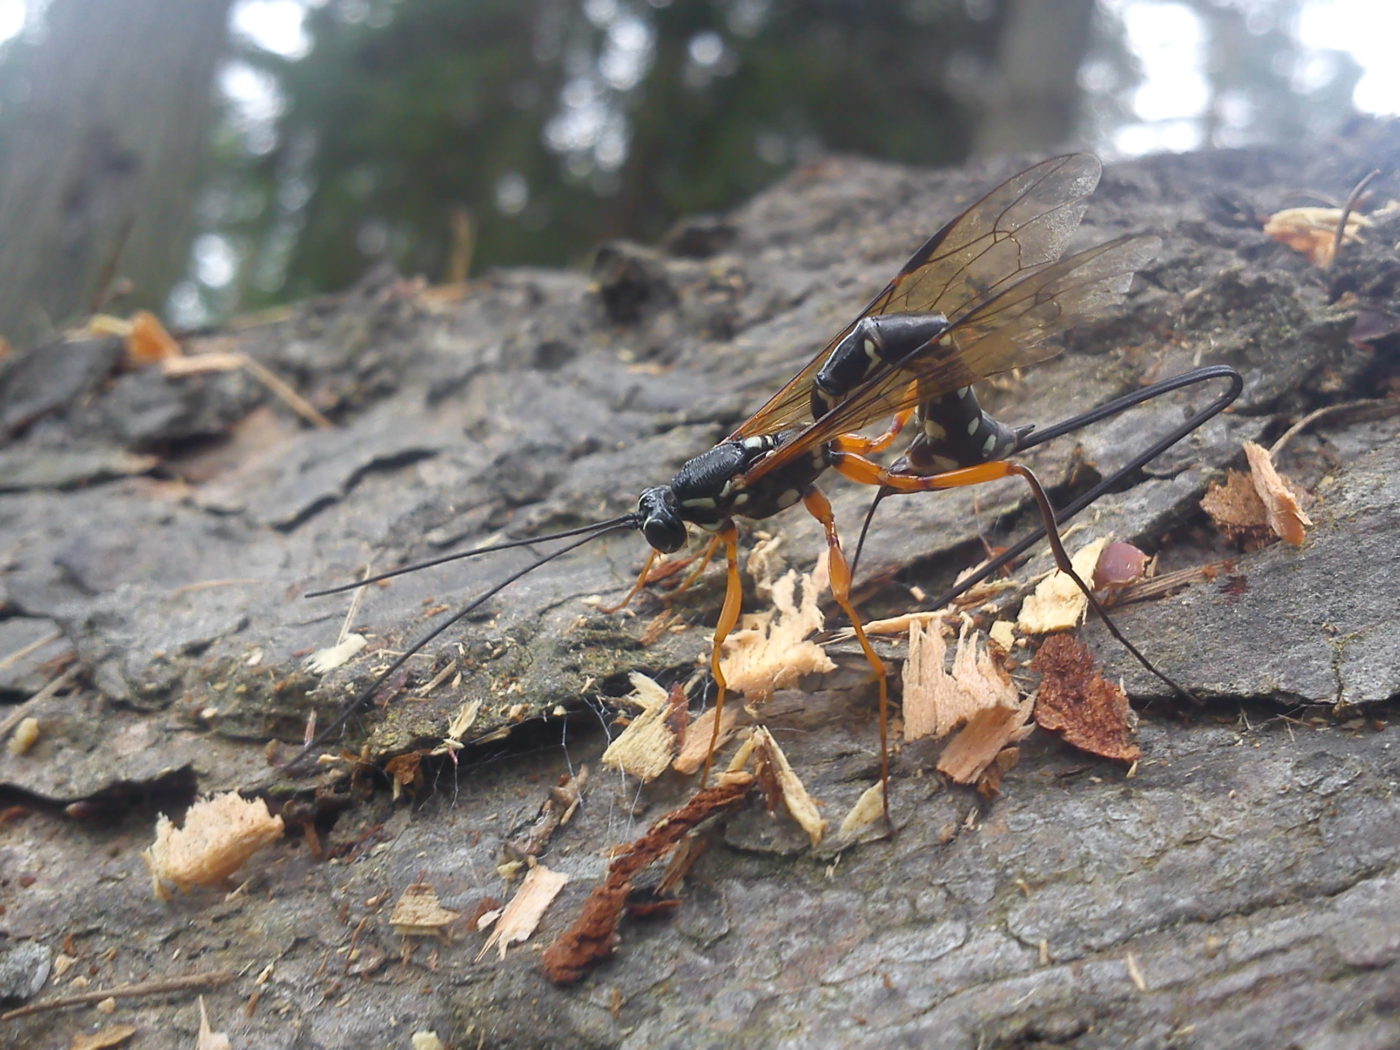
[542,773,753,984]
[1032,634,1142,762]
[671,703,739,775]
[989,619,1017,651]
[904,619,1020,741]
[303,633,368,674]
[125,309,181,365]
[390,882,461,938]
[144,792,285,899]
[1263,205,1368,268]
[196,996,232,1050]
[836,782,888,839]
[719,555,835,702]
[935,697,1036,785]
[1243,441,1312,546]
[602,673,681,781]
[1200,468,1273,545]
[1202,442,1312,547]
[731,727,827,845]
[477,863,570,961]
[1017,537,1112,634]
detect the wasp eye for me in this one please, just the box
[643,516,687,554]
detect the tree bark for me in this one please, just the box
[973,0,1096,155]
[0,0,233,347]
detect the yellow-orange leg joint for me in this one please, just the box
[700,525,744,786]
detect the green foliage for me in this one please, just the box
[219,0,993,309]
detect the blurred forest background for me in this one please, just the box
[0,0,1383,350]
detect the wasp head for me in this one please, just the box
[637,486,687,553]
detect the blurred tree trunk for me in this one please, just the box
[0,0,232,348]
[973,0,1095,156]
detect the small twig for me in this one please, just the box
[162,352,333,429]
[0,970,235,1021]
[0,628,62,671]
[239,353,335,429]
[0,664,81,743]
[1328,169,1379,270]
[1270,397,1400,458]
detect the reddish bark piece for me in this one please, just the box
[542,773,754,984]
[1032,634,1141,762]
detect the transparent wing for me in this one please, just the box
[730,154,1104,439]
[738,233,1160,482]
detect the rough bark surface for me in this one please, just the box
[2,125,1398,1049]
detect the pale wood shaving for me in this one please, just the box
[1017,537,1112,634]
[1263,205,1369,268]
[743,533,786,596]
[389,883,460,937]
[836,782,888,839]
[1243,441,1313,546]
[303,633,368,674]
[743,727,828,846]
[477,863,570,961]
[196,996,232,1050]
[602,673,679,782]
[903,619,1020,742]
[838,609,946,639]
[719,553,835,702]
[430,697,483,757]
[989,619,1017,651]
[936,696,1036,784]
[124,309,182,365]
[160,348,333,429]
[145,792,284,899]
[672,703,739,775]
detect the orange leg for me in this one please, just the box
[597,549,659,614]
[802,487,893,824]
[838,403,915,456]
[676,532,724,597]
[828,442,1193,702]
[700,524,745,785]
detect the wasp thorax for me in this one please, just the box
[637,486,687,553]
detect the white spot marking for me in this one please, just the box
[966,417,980,437]
[923,420,947,441]
[982,433,997,456]
[777,489,801,508]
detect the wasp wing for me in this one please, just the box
[737,233,1160,483]
[729,154,1105,440]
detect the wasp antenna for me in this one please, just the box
[848,485,893,581]
[304,513,641,598]
[282,519,638,772]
